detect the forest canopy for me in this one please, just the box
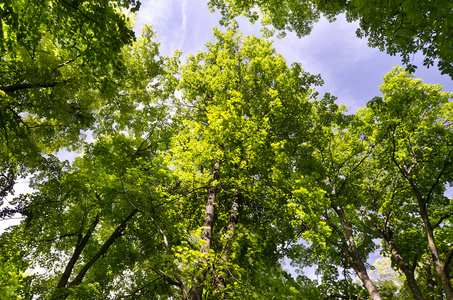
[0,1,452,300]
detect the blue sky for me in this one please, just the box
[135,0,452,112]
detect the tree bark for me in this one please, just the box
[225,188,240,241]
[189,286,202,300]
[191,161,220,300]
[215,187,240,293]
[201,161,220,254]
[0,78,73,93]
[357,197,425,299]
[54,209,137,300]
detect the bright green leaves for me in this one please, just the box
[161,27,328,297]
[0,229,28,300]
[286,66,453,299]
[208,0,321,38]
[172,27,320,186]
[366,66,453,190]
[363,67,453,292]
[2,1,451,296]
[0,0,147,203]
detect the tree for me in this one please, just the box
[208,0,453,78]
[290,66,453,300]
[0,0,141,204]
[1,25,170,299]
[289,107,385,300]
[3,3,451,297]
[154,26,327,299]
[363,66,453,299]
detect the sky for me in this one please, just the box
[135,0,452,113]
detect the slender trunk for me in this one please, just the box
[191,161,220,300]
[201,161,220,253]
[189,286,202,300]
[381,231,425,300]
[53,214,99,299]
[334,205,382,300]
[410,181,453,300]
[215,187,240,293]
[354,259,382,300]
[225,188,240,242]
[1,78,73,93]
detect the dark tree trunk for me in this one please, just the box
[68,209,138,286]
[52,214,99,300]
[1,78,73,93]
[409,180,453,300]
[381,231,425,300]
[53,209,137,300]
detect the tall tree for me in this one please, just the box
[363,66,453,299]
[290,66,453,300]
[208,0,453,78]
[157,26,326,299]
[1,26,172,299]
[289,108,384,300]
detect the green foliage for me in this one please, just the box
[1,1,452,297]
[0,0,141,202]
[157,26,329,298]
[0,229,28,299]
[287,66,453,300]
[3,24,175,298]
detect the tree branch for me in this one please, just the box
[68,209,138,287]
[53,214,99,299]
[1,78,74,93]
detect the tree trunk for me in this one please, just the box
[1,78,73,93]
[68,209,138,287]
[189,286,202,300]
[201,161,220,254]
[334,205,382,300]
[215,187,240,294]
[410,180,453,300]
[54,209,137,300]
[225,188,240,242]
[191,161,220,299]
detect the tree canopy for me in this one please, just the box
[1,1,452,299]
[0,0,142,203]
